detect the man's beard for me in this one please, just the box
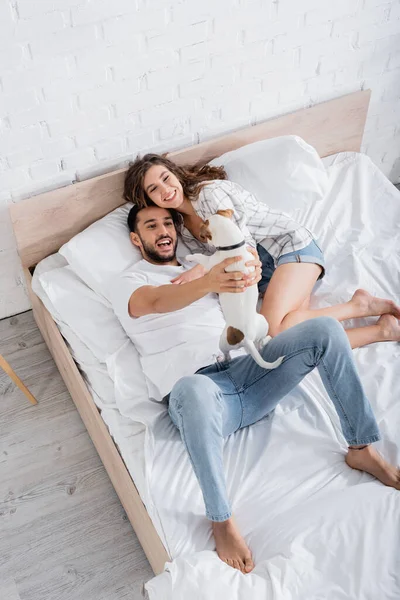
[140,235,178,263]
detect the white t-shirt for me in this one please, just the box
[110,259,242,401]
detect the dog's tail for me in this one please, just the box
[243,339,284,370]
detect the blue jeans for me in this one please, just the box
[257,240,326,295]
[168,317,381,522]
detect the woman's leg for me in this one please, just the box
[301,295,400,349]
[346,315,400,349]
[260,262,400,340]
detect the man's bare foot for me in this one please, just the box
[377,314,400,342]
[352,289,400,319]
[212,517,254,574]
[346,444,400,490]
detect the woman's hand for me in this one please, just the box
[171,264,206,285]
[245,246,262,287]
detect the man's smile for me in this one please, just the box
[156,237,173,249]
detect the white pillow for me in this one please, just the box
[32,252,69,325]
[209,135,329,214]
[32,256,117,410]
[32,252,98,369]
[33,251,68,278]
[59,204,140,298]
[38,265,129,363]
[34,262,161,425]
[59,202,191,299]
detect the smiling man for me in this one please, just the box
[112,203,254,393]
[109,203,397,576]
[128,202,180,264]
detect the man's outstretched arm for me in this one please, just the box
[129,256,251,317]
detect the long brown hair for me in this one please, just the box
[123,153,227,208]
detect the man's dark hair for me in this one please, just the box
[127,203,183,233]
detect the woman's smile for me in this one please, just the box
[163,189,177,202]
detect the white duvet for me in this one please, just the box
[144,152,400,599]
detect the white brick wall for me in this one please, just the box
[1,0,400,318]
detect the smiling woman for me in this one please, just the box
[144,166,185,208]
[123,153,227,212]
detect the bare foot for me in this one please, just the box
[377,314,400,342]
[212,517,254,574]
[352,289,400,319]
[346,445,400,490]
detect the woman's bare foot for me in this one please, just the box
[212,517,254,574]
[377,314,400,341]
[352,289,400,319]
[346,444,400,490]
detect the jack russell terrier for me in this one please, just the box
[186,209,284,369]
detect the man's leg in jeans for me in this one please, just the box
[231,316,400,489]
[168,374,255,573]
[168,317,400,573]
[168,374,235,522]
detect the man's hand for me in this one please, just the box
[171,264,206,285]
[204,256,251,294]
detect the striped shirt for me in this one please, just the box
[180,179,314,260]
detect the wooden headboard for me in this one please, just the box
[10,89,371,268]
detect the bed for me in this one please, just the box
[9,89,400,598]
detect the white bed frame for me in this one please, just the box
[9,89,371,575]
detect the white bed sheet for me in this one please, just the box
[34,152,400,599]
[145,152,400,598]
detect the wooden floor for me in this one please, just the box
[0,311,153,600]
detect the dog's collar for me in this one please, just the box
[215,239,246,251]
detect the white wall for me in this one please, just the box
[1,0,400,318]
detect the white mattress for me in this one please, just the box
[35,152,400,599]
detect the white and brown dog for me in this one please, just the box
[186,209,284,369]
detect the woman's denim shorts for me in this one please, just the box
[257,239,325,296]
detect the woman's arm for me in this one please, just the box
[170,263,206,285]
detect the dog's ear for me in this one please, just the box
[216,209,234,219]
[199,219,212,242]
